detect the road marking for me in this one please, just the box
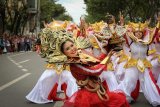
[12,62,17,64]
[7,56,12,59]
[7,57,18,65]
[53,93,64,107]
[17,59,30,64]
[10,60,14,62]
[9,59,16,63]
[8,57,16,63]
[9,53,25,57]
[0,73,31,91]
[22,69,28,72]
[18,65,23,68]
[15,63,20,66]
[7,55,29,72]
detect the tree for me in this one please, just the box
[40,0,73,28]
[0,0,5,34]
[84,0,127,23]
[4,0,28,35]
[2,0,73,35]
[84,0,160,24]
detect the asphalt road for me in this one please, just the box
[0,52,157,107]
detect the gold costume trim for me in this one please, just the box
[46,64,70,74]
[148,49,157,55]
[118,53,129,64]
[100,56,109,64]
[151,54,160,63]
[124,58,152,72]
[107,62,114,71]
[77,77,109,101]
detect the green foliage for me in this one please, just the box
[2,0,73,34]
[84,0,160,24]
[40,0,73,27]
[55,14,73,21]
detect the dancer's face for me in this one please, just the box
[62,41,78,57]
[134,31,143,39]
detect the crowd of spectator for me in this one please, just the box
[0,33,38,54]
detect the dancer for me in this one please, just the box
[99,13,127,91]
[117,20,160,106]
[148,28,160,88]
[26,22,78,104]
[45,28,130,107]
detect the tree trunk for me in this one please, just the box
[21,16,28,35]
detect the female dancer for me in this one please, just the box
[117,21,160,106]
[48,31,130,107]
[26,26,78,104]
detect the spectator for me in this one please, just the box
[36,37,41,54]
[0,36,3,54]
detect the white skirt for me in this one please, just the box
[117,67,139,102]
[157,75,160,88]
[117,66,160,106]
[139,69,160,106]
[114,61,127,83]
[150,58,160,81]
[26,69,78,104]
[100,71,118,91]
[58,70,78,97]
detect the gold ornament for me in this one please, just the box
[40,26,73,63]
[127,21,149,32]
[40,20,92,64]
[124,58,152,73]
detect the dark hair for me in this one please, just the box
[105,14,115,24]
[60,39,74,53]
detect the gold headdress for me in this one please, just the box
[90,21,105,32]
[127,21,149,32]
[101,13,126,45]
[43,20,69,31]
[101,24,126,45]
[40,20,92,63]
[126,21,157,44]
[40,26,73,63]
[109,35,125,44]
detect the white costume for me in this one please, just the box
[147,43,160,88]
[26,64,78,104]
[117,27,160,106]
[114,43,130,83]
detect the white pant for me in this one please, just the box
[100,71,118,91]
[117,67,160,106]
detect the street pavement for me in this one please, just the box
[0,52,157,107]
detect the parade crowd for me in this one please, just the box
[0,33,40,54]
